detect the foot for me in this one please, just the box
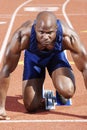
[0,108,10,120]
[56,91,71,105]
[0,115,10,120]
[58,95,68,105]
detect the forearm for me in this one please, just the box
[0,77,10,107]
[0,69,10,106]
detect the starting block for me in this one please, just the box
[43,89,72,110]
[43,90,56,110]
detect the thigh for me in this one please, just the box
[52,67,76,98]
[47,51,72,76]
[22,78,44,112]
[23,50,45,80]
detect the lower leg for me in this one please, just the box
[23,78,44,113]
[0,77,10,119]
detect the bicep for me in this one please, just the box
[71,45,87,72]
[62,23,87,72]
[3,48,21,74]
[1,23,30,77]
[1,32,22,76]
[69,32,87,72]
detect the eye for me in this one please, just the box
[48,31,52,34]
[48,31,54,35]
[40,31,44,34]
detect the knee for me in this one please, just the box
[26,105,38,113]
[24,101,38,113]
[60,84,76,99]
[64,85,75,98]
[55,81,76,99]
[23,97,41,113]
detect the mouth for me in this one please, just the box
[41,40,51,45]
[38,42,54,51]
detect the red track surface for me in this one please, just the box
[0,0,87,129]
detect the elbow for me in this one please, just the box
[0,66,10,78]
[80,64,87,79]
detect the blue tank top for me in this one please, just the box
[28,20,63,56]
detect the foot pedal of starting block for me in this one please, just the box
[42,88,72,110]
[43,90,56,110]
[56,91,72,106]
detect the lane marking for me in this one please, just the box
[0,119,87,123]
[24,7,59,12]
[0,13,87,18]
[0,14,11,18]
[62,0,78,60]
[0,21,7,24]
[69,61,74,65]
[18,61,74,65]
[62,0,73,57]
[62,0,73,29]
[0,0,32,63]
[81,30,87,33]
[18,61,24,65]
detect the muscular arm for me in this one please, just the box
[0,21,31,118]
[61,21,87,89]
[0,21,31,78]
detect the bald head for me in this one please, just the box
[35,11,57,29]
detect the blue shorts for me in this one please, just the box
[23,50,72,80]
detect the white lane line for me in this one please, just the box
[62,0,73,29]
[0,21,7,24]
[0,119,87,123]
[24,7,59,12]
[0,0,32,63]
[62,0,73,58]
[0,13,86,18]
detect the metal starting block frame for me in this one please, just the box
[43,90,56,110]
[43,89,72,110]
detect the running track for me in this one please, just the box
[0,0,87,129]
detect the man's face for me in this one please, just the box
[35,21,57,50]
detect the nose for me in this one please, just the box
[43,33,49,40]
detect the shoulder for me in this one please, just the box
[15,20,34,37]
[8,20,35,52]
[59,21,81,52]
[59,20,76,37]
